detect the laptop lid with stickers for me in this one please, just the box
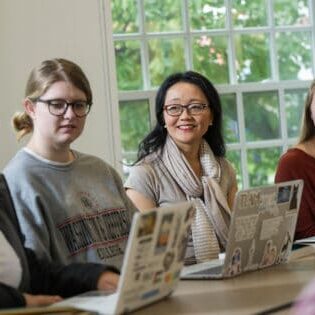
[181,180,303,279]
[52,201,195,314]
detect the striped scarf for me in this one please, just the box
[162,135,231,262]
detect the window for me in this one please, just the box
[110,0,314,188]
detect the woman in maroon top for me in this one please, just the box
[275,80,315,240]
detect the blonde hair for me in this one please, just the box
[299,80,315,144]
[13,58,92,140]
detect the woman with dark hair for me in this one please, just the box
[125,71,238,265]
[275,80,315,240]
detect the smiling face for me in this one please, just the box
[25,81,88,152]
[163,82,212,152]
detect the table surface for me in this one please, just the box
[134,246,315,315]
[1,247,314,315]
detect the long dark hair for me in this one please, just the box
[136,71,226,163]
[299,80,315,143]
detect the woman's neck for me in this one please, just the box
[180,144,202,178]
[27,139,74,163]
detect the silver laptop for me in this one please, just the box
[52,201,195,314]
[181,180,303,280]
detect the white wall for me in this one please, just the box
[0,0,121,171]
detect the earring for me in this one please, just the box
[209,122,213,126]
[164,125,167,128]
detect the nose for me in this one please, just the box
[63,104,76,118]
[179,107,192,118]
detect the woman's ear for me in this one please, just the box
[23,98,36,119]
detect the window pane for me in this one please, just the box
[274,0,310,26]
[144,0,182,32]
[189,0,226,30]
[221,93,239,143]
[277,31,313,81]
[148,38,185,87]
[235,33,271,82]
[284,89,307,138]
[193,35,229,84]
[111,0,139,34]
[119,100,151,165]
[232,0,268,28]
[247,147,282,187]
[243,91,280,141]
[115,40,143,91]
[226,150,243,189]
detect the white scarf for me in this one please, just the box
[162,136,231,262]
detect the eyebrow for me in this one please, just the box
[167,98,205,103]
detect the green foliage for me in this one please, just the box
[148,38,186,87]
[221,93,239,143]
[247,147,282,187]
[285,89,307,138]
[189,0,226,30]
[144,0,182,32]
[243,91,280,141]
[119,100,151,151]
[232,0,268,27]
[277,31,312,80]
[274,0,309,26]
[111,0,138,34]
[235,33,271,82]
[115,40,143,90]
[193,35,229,84]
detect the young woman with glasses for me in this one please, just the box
[125,71,238,265]
[3,58,137,270]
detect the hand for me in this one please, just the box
[23,293,62,307]
[97,271,119,293]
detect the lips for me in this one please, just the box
[60,124,76,130]
[177,124,195,130]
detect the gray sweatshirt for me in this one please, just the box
[4,149,137,270]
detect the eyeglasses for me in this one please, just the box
[36,99,92,117]
[163,103,208,116]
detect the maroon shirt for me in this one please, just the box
[275,148,315,239]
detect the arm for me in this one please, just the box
[26,248,120,298]
[124,163,159,211]
[126,188,157,211]
[0,283,25,308]
[227,183,238,210]
[223,158,238,210]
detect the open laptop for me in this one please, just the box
[52,201,195,315]
[181,179,303,280]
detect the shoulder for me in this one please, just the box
[275,148,308,182]
[131,152,162,176]
[75,151,118,173]
[75,151,124,186]
[218,157,236,176]
[278,148,306,167]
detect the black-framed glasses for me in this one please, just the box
[36,99,92,117]
[163,103,208,116]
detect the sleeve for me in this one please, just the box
[3,171,52,261]
[124,164,159,202]
[26,248,119,298]
[220,158,238,191]
[225,159,238,190]
[0,283,26,308]
[275,152,297,183]
[109,165,139,217]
